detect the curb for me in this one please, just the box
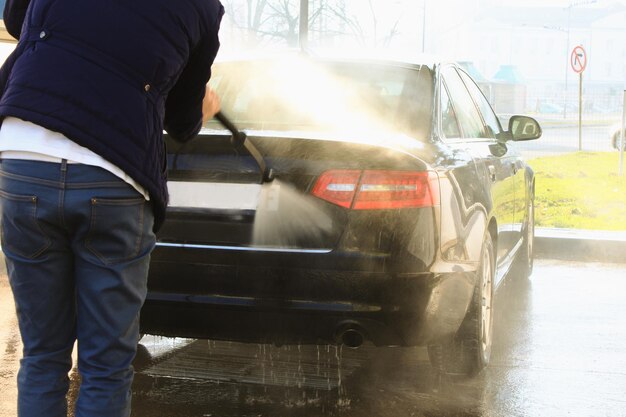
[535,228,626,263]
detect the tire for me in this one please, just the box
[133,342,153,371]
[427,233,495,378]
[514,197,534,280]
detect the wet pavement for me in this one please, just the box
[1,259,626,417]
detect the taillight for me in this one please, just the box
[312,170,439,210]
[311,170,361,208]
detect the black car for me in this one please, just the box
[140,53,541,377]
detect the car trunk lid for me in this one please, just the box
[158,131,434,251]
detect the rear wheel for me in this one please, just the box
[427,233,495,378]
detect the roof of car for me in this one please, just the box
[214,47,444,70]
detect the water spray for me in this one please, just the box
[214,111,333,248]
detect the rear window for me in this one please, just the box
[204,57,433,139]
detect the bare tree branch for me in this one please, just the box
[367,0,377,45]
[223,0,403,49]
[323,3,366,46]
[382,19,400,47]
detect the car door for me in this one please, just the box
[457,69,526,260]
[441,66,517,281]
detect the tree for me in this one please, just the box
[224,0,316,47]
[323,0,401,48]
[222,0,402,49]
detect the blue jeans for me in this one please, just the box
[0,159,156,417]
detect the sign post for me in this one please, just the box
[571,45,587,151]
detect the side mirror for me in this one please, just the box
[508,115,542,141]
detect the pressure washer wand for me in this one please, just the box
[214,111,273,183]
[214,112,333,246]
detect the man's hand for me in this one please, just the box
[202,86,221,123]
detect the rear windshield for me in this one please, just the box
[204,57,433,139]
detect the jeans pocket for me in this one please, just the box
[85,196,149,265]
[0,190,51,259]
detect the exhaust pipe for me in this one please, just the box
[335,323,365,348]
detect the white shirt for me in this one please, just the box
[0,117,149,200]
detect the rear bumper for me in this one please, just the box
[140,269,477,347]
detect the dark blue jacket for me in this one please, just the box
[0,0,224,231]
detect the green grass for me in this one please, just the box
[529,152,626,230]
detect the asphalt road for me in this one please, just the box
[1,259,626,417]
